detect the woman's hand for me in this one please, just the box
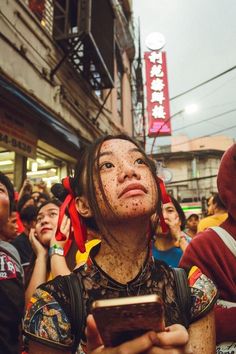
[49,215,70,248]
[86,315,192,354]
[164,214,182,244]
[29,228,48,259]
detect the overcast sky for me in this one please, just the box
[133,0,236,152]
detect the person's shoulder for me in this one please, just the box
[0,240,21,263]
[197,215,214,230]
[24,273,82,350]
[187,266,218,322]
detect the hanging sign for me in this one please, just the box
[144,51,171,137]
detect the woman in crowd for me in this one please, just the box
[25,199,74,303]
[24,134,217,354]
[152,196,191,267]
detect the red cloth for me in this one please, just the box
[179,217,236,343]
[180,143,236,343]
[16,212,24,234]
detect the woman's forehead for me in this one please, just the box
[38,203,59,213]
[100,139,138,154]
[0,182,8,191]
[163,202,175,210]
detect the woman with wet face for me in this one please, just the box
[24,134,217,354]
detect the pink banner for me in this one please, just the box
[144,51,171,137]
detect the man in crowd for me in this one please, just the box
[197,192,228,232]
[0,172,25,354]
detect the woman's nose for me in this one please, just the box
[118,164,141,182]
[40,215,49,225]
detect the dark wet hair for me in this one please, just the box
[71,134,161,236]
[212,193,226,210]
[19,205,38,223]
[17,193,32,213]
[0,172,14,212]
[169,196,186,230]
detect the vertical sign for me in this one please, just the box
[144,51,171,137]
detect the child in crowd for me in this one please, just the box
[185,213,199,238]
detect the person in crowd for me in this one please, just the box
[180,143,236,347]
[197,192,228,232]
[11,205,37,274]
[1,203,18,241]
[25,199,74,303]
[24,134,217,354]
[152,195,191,267]
[18,178,33,201]
[185,213,199,238]
[0,172,25,354]
[31,191,50,207]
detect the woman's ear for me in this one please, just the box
[75,196,93,218]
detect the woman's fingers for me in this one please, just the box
[60,215,70,240]
[156,324,189,347]
[86,314,159,354]
[86,314,103,352]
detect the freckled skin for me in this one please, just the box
[91,139,158,284]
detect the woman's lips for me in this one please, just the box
[40,227,52,234]
[118,183,147,198]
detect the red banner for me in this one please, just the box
[144,51,171,137]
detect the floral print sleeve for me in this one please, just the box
[188,266,218,321]
[24,287,73,348]
[23,273,86,352]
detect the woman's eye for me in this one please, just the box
[49,212,58,217]
[135,158,146,165]
[100,162,114,170]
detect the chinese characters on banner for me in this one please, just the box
[144,51,171,137]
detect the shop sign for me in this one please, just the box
[144,51,171,137]
[0,110,37,158]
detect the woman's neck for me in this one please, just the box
[94,220,150,284]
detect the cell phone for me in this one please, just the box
[91,294,165,347]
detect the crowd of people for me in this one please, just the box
[0,134,235,354]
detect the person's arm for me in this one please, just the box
[188,310,215,353]
[18,179,33,200]
[25,229,48,304]
[28,341,70,354]
[166,214,189,252]
[50,215,71,278]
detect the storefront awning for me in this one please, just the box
[0,76,81,150]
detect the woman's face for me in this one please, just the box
[94,139,158,222]
[35,203,59,246]
[155,202,181,235]
[0,182,10,229]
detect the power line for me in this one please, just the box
[150,124,236,152]
[173,108,236,132]
[170,65,236,101]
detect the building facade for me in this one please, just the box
[0,0,136,190]
[153,135,234,204]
